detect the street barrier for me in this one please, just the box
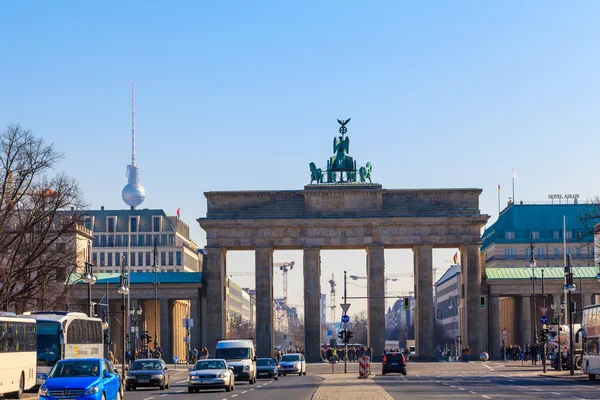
[358,356,371,378]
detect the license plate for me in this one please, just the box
[391,362,399,366]
[200,380,212,384]
[138,378,149,383]
[234,374,239,377]
[259,373,267,376]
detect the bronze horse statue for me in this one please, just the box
[310,162,323,184]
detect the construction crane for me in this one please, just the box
[227,261,295,306]
[328,274,336,323]
[349,273,412,310]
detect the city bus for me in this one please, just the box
[22,311,104,385]
[582,304,600,380]
[0,312,37,398]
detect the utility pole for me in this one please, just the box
[344,271,348,374]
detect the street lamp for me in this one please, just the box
[551,300,563,371]
[117,257,130,378]
[152,243,160,351]
[129,305,143,353]
[529,235,537,344]
[81,260,97,317]
[564,254,576,376]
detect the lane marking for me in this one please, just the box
[250,388,254,390]
[176,380,187,383]
[161,395,167,397]
[143,398,154,400]
[517,386,527,389]
[459,388,465,391]
[551,393,561,395]
[176,390,183,393]
[482,363,495,371]
[533,388,542,392]
[469,391,477,395]
[231,395,238,398]
[242,391,248,394]
[482,396,491,399]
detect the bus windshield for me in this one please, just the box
[36,321,61,367]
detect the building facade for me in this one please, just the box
[85,208,203,273]
[435,265,461,344]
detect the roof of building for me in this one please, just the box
[85,209,191,239]
[436,264,459,286]
[486,267,598,280]
[481,203,596,249]
[69,272,202,285]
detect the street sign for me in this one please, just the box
[182,318,194,329]
[340,303,351,314]
[341,314,350,324]
[540,316,548,324]
[539,306,549,316]
[501,329,508,337]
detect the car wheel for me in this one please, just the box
[283,373,287,376]
[188,387,193,393]
[274,376,278,380]
[160,383,166,390]
[402,371,407,376]
[382,371,386,375]
[590,374,596,381]
[303,371,307,376]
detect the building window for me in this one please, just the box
[161,251,166,266]
[526,248,531,261]
[576,247,582,259]
[146,252,151,266]
[567,248,572,255]
[115,252,120,267]
[131,235,137,247]
[107,253,112,267]
[99,253,105,266]
[504,248,515,260]
[153,216,161,232]
[553,230,560,240]
[130,217,138,233]
[176,252,182,266]
[505,232,515,240]
[530,231,540,240]
[130,253,135,267]
[566,231,573,240]
[554,248,560,259]
[168,269,174,273]
[169,234,175,247]
[93,235,99,248]
[107,217,116,233]
[537,248,544,260]
[115,235,122,247]
[100,235,107,247]
[84,217,93,231]
[137,252,143,266]
[577,230,583,240]
[138,235,144,247]
[161,234,167,246]
[154,235,159,246]
[146,234,152,246]
[92,252,98,265]
[168,252,174,266]
[108,235,114,247]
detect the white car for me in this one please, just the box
[278,353,306,376]
[188,359,235,393]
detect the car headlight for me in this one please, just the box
[151,374,163,380]
[85,386,100,395]
[218,373,226,378]
[272,368,278,373]
[244,365,250,371]
[126,372,133,377]
[38,386,49,396]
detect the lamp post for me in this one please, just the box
[117,257,130,379]
[152,243,160,351]
[529,235,537,345]
[596,261,600,283]
[129,305,143,354]
[81,261,97,317]
[551,300,564,371]
[564,254,576,376]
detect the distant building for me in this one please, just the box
[435,265,460,341]
[85,208,203,273]
[228,278,248,322]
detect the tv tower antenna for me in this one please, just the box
[131,82,136,165]
[121,82,146,209]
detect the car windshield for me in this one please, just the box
[194,361,226,370]
[257,359,275,366]
[280,354,299,362]
[215,348,250,360]
[131,361,162,370]
[49,361,100,377]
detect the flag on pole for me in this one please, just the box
[176,207,181,218]
[498,183,501,192]
[453,252,458,264]
[512,169,518,179]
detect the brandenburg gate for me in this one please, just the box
[198,120,489,362]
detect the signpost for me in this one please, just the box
[342,271,350,374]
[540,316,548,325]
[341,314,350,324]
[539,306,549,316]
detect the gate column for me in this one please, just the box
[255,247,274,358]
[413,244,434,360]
[460,244,484,356]
[303,247,321,363]
[489,295,501,360]
[367,244,385,362]
[205,245,227,355]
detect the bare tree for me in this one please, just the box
[349,311,368,345]
[0,124,87,312]
[288,318,304,349]
[229,315,255,340]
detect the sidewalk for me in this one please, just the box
[312,373,392,400]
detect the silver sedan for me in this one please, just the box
[188,359,235,393]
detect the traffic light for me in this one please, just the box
[337,330,346,343]
[345,330,353,344]
[404,297,410,310]
[146,335,153,344]
[126,333,130,342]
[480,295,486,309]
[92,302,99,316]
[539,328,549,342]
[104,332,110,344]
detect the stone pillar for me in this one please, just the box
[190,295,200,357]
[521,296,531,345]
[255,247,274,358]
[413,245,434,360]
[489,295,501,360]
[160,298,172,361]
[303,247,321,363]
[367,245,385,362]
[460,244,484,356]
[205,246,227,355]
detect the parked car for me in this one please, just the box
[38,358,122,400]
[382,352,407,376]
[188,359,235,393]
[278,353,306,376]
[256,358,279,380]
[125,358,170,391]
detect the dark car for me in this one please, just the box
[382,352,406,376]
[256,358,278,380]
[125,358,170,391]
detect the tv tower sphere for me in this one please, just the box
[122,175,146,208]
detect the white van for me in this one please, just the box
[215,340,257,384]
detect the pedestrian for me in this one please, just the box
[531,344,538,366]
[192,347,199,363]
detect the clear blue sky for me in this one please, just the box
[1,1,598,319]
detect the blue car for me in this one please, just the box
[38,358,122,400]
